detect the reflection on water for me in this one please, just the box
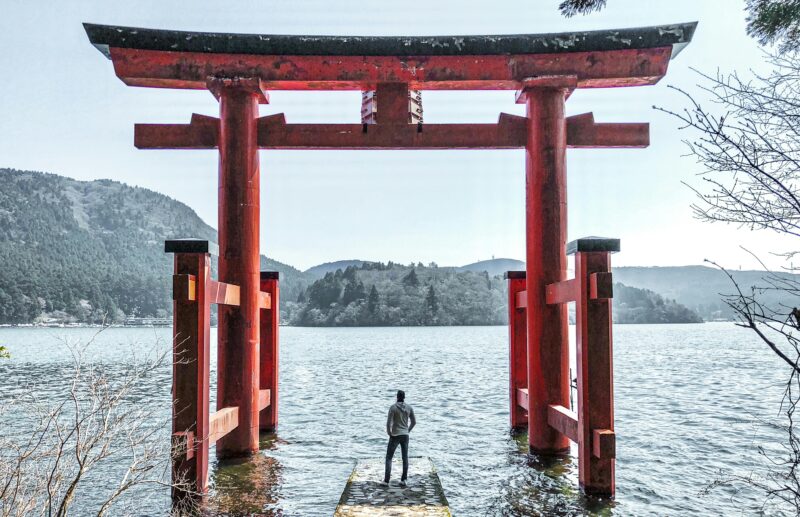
[0,324,793,515]
[206,433,284,515]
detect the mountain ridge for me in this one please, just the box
[0,168,785,325]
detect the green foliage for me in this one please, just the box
[559,0,800,50]
[746,0,800,51]
[614,283,703,324]
[293,266,703,327]
[0,169,307,324]
[558,0,606,17]
[0,346,9,359]
[294,262,506,326]
[0,169,706,328]
[402,269,420,288]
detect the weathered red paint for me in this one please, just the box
[170,251,211,499]
[207,279,241,306]
[515,290,528,309]
[545,278,578,305]
[547,404,579,442]
[214,80,262,457]
[507,273,528,430]
[516,388,529,411]
[258,388,272,411]
[575,251,616,497]
[522,86,571,454]
[107,46,673,91]
[209,406,240,444]
[259,272,280,431]
[134,112,648,151]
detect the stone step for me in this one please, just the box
[334,457,451,517]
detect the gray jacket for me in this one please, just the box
[386,401,416,436]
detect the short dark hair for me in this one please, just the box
[396,390,405,402]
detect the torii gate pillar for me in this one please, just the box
[210,77,267,457]
[519,77,575,454]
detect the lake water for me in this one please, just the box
[0,323,792,516]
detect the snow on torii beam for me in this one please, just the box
[84,22,696,91]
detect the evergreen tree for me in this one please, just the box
[367,285,380,314]
[306,272,342,308]
[402,269,420,288]
[342,279,367,306]
[559,0,800,51]
[426,285,438,314]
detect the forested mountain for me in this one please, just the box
[288,263,506,326]
[458,258,525,277]
[285,262,703,326]
[447,259,798,321]
[614,283,703,324]
[0,168,716,326]
[612,266,798,320]
[304,260,367,279]
[0,169,306,324]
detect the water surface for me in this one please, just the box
[0,323,790,515]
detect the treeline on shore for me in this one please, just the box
[0,168,704,327]
[283,262,703,326]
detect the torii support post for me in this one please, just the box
[167,240,212,503]
[259,271,280,431]
[211,77,266,457]
[505,271,528,431]
[519,77,575,455]
[572,238,617,497]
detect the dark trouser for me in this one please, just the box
[384,434,409,482]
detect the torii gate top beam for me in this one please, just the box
[83,22,696,91]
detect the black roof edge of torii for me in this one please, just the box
[83,21,697,60]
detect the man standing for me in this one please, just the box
[383,390,416,487]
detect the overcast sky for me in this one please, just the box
[0,0,791,270]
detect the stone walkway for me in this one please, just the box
[334,457,451,517]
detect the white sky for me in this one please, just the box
[0,0,792,270]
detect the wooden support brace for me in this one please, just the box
[208,279,240,306]
[547,404,579,443]
[258,291,271,310]
[506,271,528,430]
[592,429,616,459]
[259,271,280,431]
[590,272,614,300]
[375,83,412,124]
[172,274,197,301]
[516,388,529,411]
[545,278,578,305]
[258,389,271,411]
[208,406,240,445]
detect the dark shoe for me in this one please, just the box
[399,480,407,488]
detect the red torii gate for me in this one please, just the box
[85,21,695,500]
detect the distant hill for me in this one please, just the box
[289,263,506,326]
[613,266,799,320]
[305,260,367,279]
[458,258,525,277]
[448,258,797,321]
[285,263,702,327]
[0,168,308,324]
[614,283,703,324]
[0,168,779,326]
